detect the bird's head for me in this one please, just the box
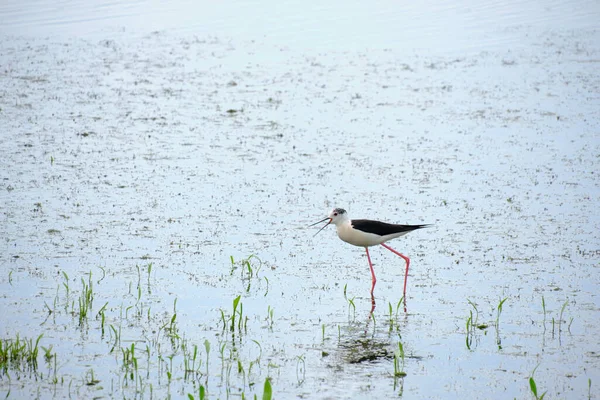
[310,208,348,236]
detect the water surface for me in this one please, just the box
[1,1,599,399]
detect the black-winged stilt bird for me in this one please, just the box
[311,208,430,296]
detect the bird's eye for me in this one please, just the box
[333,212,338,216]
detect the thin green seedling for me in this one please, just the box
[470,299,489,330]
[387,302,397,333]
[31,334,44,367]
[96,302,108,335]
[121,343,138,374]
[8,270,13,286]
[43,285,59,323]
[204,339,211,376]
[496,297,508,328]
[393,367,405,396]
[231,295,241,332]
[263,276,269,296]
[231,254,263,280]
[167,313,178,341]
[183,342,200,380]
[465,299,489,349]
[347,297,356,320]
[465,299,492,349]
[558,299,568,334]
[224,361,233,392]
[240,303,247,333]
[267,305,274,329]
[166,354,175,382]
[467,299,480,325]
[248,358,259,380]
[237,359,246,387]
[237,302,245,333]
[136,264,142,289]
[244,258,253,279]
[223,294,248,335]
[245,254,263,278]
[78,272,94,325]
[296,355,306,384]
[144,344,151,379]
[219,342,226,362]
[109,324,121,353]
[41,345,54,363]
[53,284,59,311]
[466,309,472,332]
[541,295,547,329]
[125,305,134,319]
[262,377,272,400]
[529,364,547,400]
[395,298,404,319]
[466,308,474,350]
[44,300,54,316]
[343,283,347,299]
[393,340,407,377]
[252,339,262,365]
[220,309,228,331]
[322,324,326,342]
[371,313,377,335]
[85,369,100,386]
[192,344,199,374]
[164,298,180,341]
[51,356,59,384]
[146,263,152,290]
[97,266,106,283]
[495,297,508,349]
[62,271,70,298]
[245,278,252,296]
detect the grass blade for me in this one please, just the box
[262,377,272,400]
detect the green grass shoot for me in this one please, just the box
[262,377,272,400]
[393,340,407,377]
[0,333,44,373]
[529,364,547,400]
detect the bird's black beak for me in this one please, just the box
[309,217,332,237]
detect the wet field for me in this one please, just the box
[1,1,599,399]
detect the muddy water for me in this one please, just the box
[1,1,600,399]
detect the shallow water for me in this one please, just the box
[1,1,600,399]
[3,0,600,51]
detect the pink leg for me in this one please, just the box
[380,243,411,295]
[365,247,376,295]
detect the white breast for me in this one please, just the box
[336,223,384,247]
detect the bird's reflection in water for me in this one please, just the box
[364,293,407,334]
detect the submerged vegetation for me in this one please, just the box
[0,334,45,376]
[1,261,276,399]
[0,256,588,399]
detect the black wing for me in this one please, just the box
[351,219,431,236]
